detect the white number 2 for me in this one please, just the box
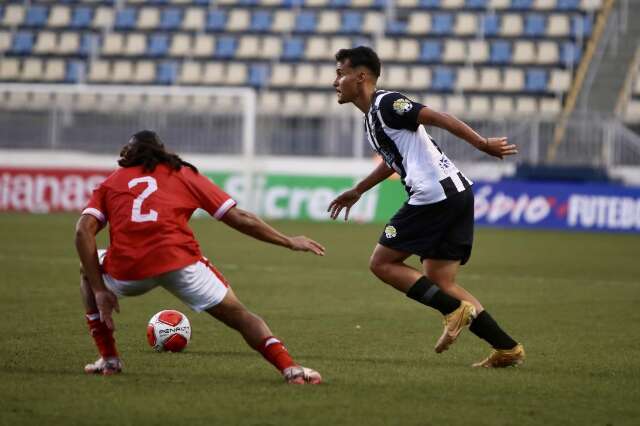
[128,176,158,223]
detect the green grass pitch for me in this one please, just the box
[1,213,639,426]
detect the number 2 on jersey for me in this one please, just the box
[128,176,158,222]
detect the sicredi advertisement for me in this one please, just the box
[2,167,640,233]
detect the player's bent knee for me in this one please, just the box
[369,257,390,280]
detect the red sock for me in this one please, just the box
[255,336,296,372]
[86,312,119,358]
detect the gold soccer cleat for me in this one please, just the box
[472,344,526,368]
[434,301,476,353]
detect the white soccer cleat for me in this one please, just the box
[84,357,123,376]
[282,366,322,385]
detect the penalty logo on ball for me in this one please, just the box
[147,309,191,352]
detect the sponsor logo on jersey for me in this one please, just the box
[392,98,413,115]
[384,225,397,238]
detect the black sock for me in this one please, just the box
[469,311,518,350]
[406,276,461,315]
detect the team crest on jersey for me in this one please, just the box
[439,156,451,170]
[392,98,413,115]
[384,225,397,239]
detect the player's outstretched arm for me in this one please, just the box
[416,106,518,159]
[328,161,394,221]
[221,207,325,256]
[74,215,120,330]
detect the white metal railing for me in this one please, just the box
[1,84,639,170]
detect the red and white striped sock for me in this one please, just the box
[255,336,296,372]
[85,312,119,358]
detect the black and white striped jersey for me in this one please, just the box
[364,90,473,206]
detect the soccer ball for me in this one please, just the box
[146,310,191,352]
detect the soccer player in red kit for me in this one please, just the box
[75,130,325,384]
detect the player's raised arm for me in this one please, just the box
[220,206,325,256]
[416,106,518,159]
[328,161,394,221]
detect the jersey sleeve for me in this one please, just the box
[378,92,425,131]
[82,183,108,224]
[186,170,236,220]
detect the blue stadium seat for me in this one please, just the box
[432,13,453,35]
[282,37,304,60]
[561,41,582,66]
[206,10,227,32]
[386,20,407,35]
[148,34,169,57]
[557,0,580,9]
[24,6,48,28]
[156,61,177,84]
[330,0,351,6]
[114,8,137,30]
[466,0,487,8]
[419,0,441,7]
[194,0,211,5]
[248,64,269,88]
[295,11,316,33]
[239,0,259,5]
[511,0,533,9]
[10,32,34,55]
[341,12,362,34]
[481,14,499,37]
[250,11,272,32]
[65,60,85,83]
[282,0,305,7]
[571,15,593,37]
[490,40,512,64]
[71,7,93,28]
[215,36,237,58]
[79,33,96,57]
[525,14,546,37]
[159,8,182,30]
[525,69,548,92]
[420,40,442,63]
[431,67,455,91]
[149,0,170,4]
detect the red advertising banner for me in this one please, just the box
[0,168,113,213]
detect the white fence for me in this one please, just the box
[1,84,640,174]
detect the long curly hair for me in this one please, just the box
[118,130,198,173]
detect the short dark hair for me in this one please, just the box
[118,130,198,173]
[335,46,381,78]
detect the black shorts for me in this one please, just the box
[378,188,474,265]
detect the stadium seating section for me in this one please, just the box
[626,60,640,122]
[0,0,605,116]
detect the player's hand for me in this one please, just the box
[327,189,361,221]
[95,289,120,330]
[480,137,518,159]
[289,236,326,256]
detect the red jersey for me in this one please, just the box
[82,164,235,280]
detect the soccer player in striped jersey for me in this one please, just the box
[76,130,324,383]
[328,46,525,368]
